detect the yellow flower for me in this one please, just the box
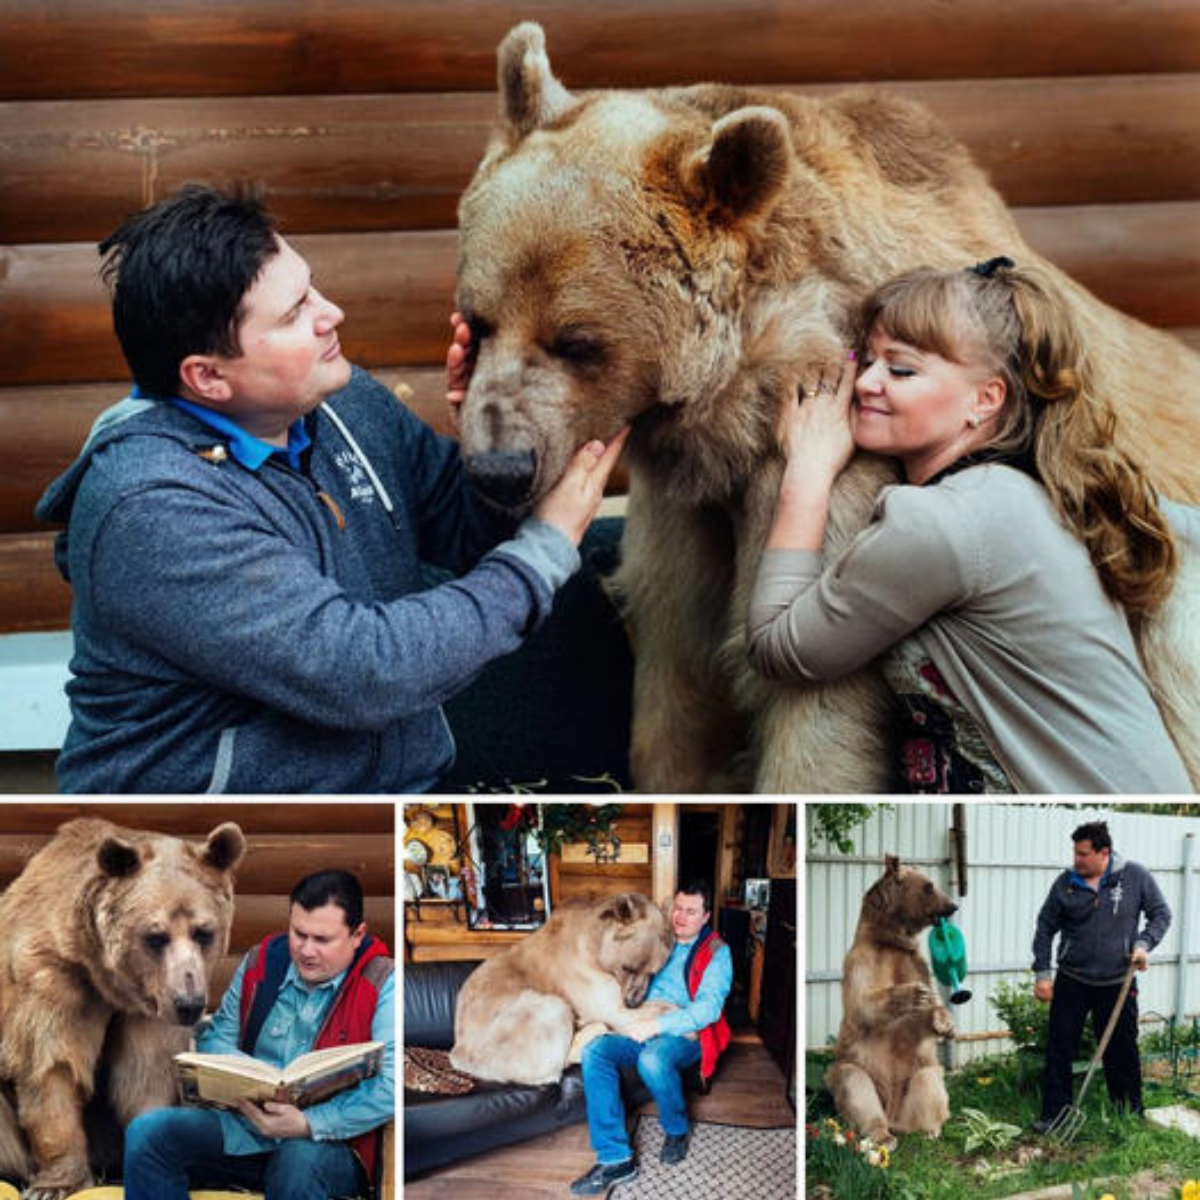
[1182,1182,1200,1200]
[1099,1193,1116,1200]
[976,1076,993,1086]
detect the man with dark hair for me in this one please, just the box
[570,882,733,1196]
[36,184,627,793]
[123,868,393,1200]
[1030,820,1170,1134]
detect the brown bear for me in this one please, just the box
[0,818,245,1199]
[454,21,1200,792]
[450,892,673,1085]
[827,855,959,1148]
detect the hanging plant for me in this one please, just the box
[498,803,624,860]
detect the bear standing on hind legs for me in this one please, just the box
[827,856,958,1149]
[0,818,245,1200]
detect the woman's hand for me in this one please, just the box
[766,352,857,552]
[446,311,473,431]
[534,427,631,546]
[780,354,858,487]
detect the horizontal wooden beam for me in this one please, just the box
[4,75,1199,242]
[0,532,71,631]
[3,2,1200,99]
[3,204,1199,393]
[0,801,395,835]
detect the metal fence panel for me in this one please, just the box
[807,802,1200,1067]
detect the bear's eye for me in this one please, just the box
[193,927,215,948]
[144,932,170,954]
[550,330,606,368]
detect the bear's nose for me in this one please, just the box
[464,449,537,509]
[174,998,205,1026]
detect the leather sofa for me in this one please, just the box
[404,960,702,1180]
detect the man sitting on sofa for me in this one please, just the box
[570,880,733,1196]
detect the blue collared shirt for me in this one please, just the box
[197,953,395,1155]
[131,386,311,472]
[645,935,733,1038]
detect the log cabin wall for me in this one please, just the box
[3,1,1200,635]
[0,802,395,997]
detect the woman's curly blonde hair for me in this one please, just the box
[857,260,1177,617]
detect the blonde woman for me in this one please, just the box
[746,259,1191,793]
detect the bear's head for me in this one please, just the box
[862,853,957,936]
[456,21,802,512]
[87,822,246,1025]
[594,891,674,1007]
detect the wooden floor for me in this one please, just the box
[404,1036,795,1198]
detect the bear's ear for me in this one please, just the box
[497,21,576,140]
[885,854,901,875]
[686,106,793,223]
[599,893,639,925]
[203,823,246,873]
[97,836,141,879]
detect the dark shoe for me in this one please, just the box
[660,1131,691,1164]
[569,1159,638,1196]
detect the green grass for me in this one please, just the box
[806,1051,1200,1199]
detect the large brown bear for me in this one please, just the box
[450,892,672,1085]
[455,21,1200,792]
[827,856,959,1148]
[0,818,245,1200]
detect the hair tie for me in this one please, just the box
[970,256,1015,278]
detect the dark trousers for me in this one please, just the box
[1040,972,1142,1120]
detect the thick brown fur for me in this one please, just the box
[456,22,1200,792]
[449,891,673,1085]
[0,819,245,1200]
[827,856,958,1147]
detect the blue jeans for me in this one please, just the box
[124,1107,365,1200]
[580,1033,702,1164]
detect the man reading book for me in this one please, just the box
[124,869,395,1200]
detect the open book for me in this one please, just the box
[175,1041,385,1109]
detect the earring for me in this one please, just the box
[967,414,981,428]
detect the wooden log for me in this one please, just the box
[4,75,1199,243]
[3,1,1200,99]
[0,231,457,386]
[0,531,71,631]
[0,801,395,836]
[3,205,1199,390]
[229,894,395,950]
[0,831,394,892]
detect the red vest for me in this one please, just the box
[686,931,732,1081]
[239,933,393,1184]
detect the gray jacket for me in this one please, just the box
[1032,852,1171,986]
[35,368,578,793]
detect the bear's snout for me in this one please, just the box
[172,995,206,1026]
[464,449,538,509]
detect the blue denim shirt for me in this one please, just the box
[645,936,733,1038]
[198,953,395,1155]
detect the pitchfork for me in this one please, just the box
[1046,958,1139,1145]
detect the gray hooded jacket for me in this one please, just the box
[1032,852,1171,986]
[35,367,578,793]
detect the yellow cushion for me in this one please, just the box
[0,1183,19,1200]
